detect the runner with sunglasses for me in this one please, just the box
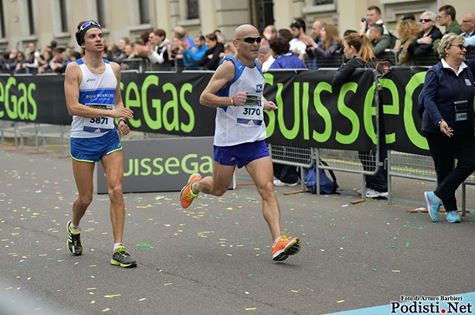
[64,20,137,268]
[179,24,301,262]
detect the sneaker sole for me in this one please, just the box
[272,238,301,261]
[180,174,201,208]
[66,221,82,256]
[67,240,82,256]
[424,192,438,222]
[110,259,137,268]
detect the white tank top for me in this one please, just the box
[70,58,117,138]
[214,56,266,146]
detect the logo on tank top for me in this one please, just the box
[86,78,96,83]
[255,84,263,93]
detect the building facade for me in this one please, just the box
[0,0,473,52]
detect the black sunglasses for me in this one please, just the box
[239,37,262,44]
[420,18,432,23]
[450,44,466,50]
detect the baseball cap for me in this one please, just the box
[290,18,306,31]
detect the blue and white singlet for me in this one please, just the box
[70,58,117,138]
[214,56,266,147]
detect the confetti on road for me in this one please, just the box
[136,243,153,249]
[245,307,257,311]
[104,294,121,298]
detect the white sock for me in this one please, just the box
[70,224,80,232]
[191,182,199,194]
[273,236,281,246]
[114,242,123,251]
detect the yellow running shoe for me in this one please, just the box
[272,235,301,261]
[180,173,202,208]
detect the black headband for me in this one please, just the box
[75,20,102,46]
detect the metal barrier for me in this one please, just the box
[268,144,313,190]
[0,122,70,154]
[269,69,384,196]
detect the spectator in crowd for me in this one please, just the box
[197,33,224,71]
[395,18,421,65]
[221,43,236,58]
[147,28,172,71]
[278,28,293,43]
[49,47,66,73]
[37,49,54,74]
[13,51,28,74]
[368,24,392,59]
[419,33,475,224]
[108,37,129,63]
[134,31,151,58]
[332,33,388,198]
[168,26,195,71]
[460,12,475,47]
[311,20,325,46]
[124,43,136,59]
[269,35,307,70]
[408,11,442,57]
[268,35,306,186]
[259,45,274,72]
[305,24,342,59]
[24,42,40,73]
[214,29,226,44]
[4,48,20,74]
[433,5,462,53]
[0,51,6,72]
[360,5,389,36]
[262,25,277,47]
[182,35,208,70]
[289,18,308,60]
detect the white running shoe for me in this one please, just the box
[273,179,299,187]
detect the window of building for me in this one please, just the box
[0,0,5,38]
[138,0,150,24]
[313,0,334,4]
[96,0,106,28]
[186,0,199,20]
[27,0,35,35]
[59,0,68,33]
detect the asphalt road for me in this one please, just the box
[1,144,474,315]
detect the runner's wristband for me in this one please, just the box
[118,118,127,125]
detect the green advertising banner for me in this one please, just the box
[0,68,430,155]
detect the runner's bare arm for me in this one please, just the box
[199,61,246,107]
[111,62,132,134]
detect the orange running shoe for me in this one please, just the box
[272,235,301,261]
[180,173,202,208]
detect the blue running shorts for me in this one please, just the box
[213,140,270,168]
[70,130,122,163]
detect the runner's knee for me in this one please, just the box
[77,195,93,208]
[257,181,275,200]
[108,184,123,200]
[211,187,227,197]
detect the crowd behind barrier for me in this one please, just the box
[2,44,475,74]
